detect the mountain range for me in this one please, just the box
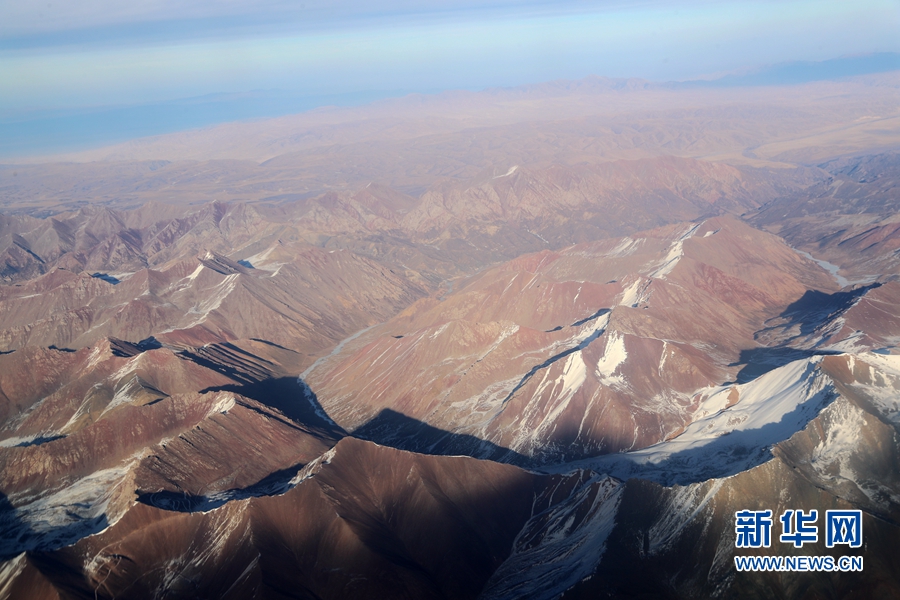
[1,74,899,599]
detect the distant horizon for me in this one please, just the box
[2,52,899,162]
[2,0,898,160]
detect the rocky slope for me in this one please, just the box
[749,151,900,282]
[1,437,618,600]
[0,336,342,560]
[2,353,898,599]
[561,352,900,600]
[0,157,803,286]
[0,244,425,355]
[306,216,862,464]
[1,146,899,597]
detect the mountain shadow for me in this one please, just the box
[354,408,533,467]
[733,283,881,383]
[199,376,347,439]
[0,491,30,560]
[0,490,109,560]
[775,283,881,337]
[137,461,308,513]
[730,347,840,384]
[179,343,268,386]
[178,341,346,437]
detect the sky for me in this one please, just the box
[1,0,899,157]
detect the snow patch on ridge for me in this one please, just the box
[85,343,107,371]
[290,447,337,486]
[524,351,589,443]
[648,479,725,554]
[843,352,900,424]
[209,394,236,416]
[649,222,701,279]
[580,356,838,485]
[807,399,867,490]
[186,263,204,282]
[619,278,642,307]
[187,273,239,320]
[244,245,286,275]
[0,555,26,591]
[1,455,142,558]
[478,323,520,363]
[608,236,640,257]
[618,277,651,307]
[852,351,900,376]
[493,165,518,179]
[596,332,627,385]
[499,316,610,454]
[558,351,587,400]
[101,375,144,416]
[822,327,867,353]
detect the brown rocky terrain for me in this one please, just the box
[306,216,861,464]
[0,241,425,355]
[3,352,899,600]
[0,334,343,560]
[559,353,900,600]
[1,75,899,598]
[749,151,900,282]
[0,156,797,287]
[0,436,621,600]
[0,156,795,359]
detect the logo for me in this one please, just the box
[734,508,864,572]
[780,509,818,548]
[735,509,772,548]
[825,510,863,548]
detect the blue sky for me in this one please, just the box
[1,0,899,156]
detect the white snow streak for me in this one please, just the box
[481,475,622,600]
[649,222,701,279]
[596,332,627,384]
[618,278,643,307]
[493,165,518,179]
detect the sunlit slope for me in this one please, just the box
[306,216,878,464]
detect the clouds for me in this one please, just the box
[1,1,629,39]
[3,0,291,37]
[1,1,898,113]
